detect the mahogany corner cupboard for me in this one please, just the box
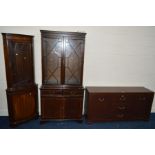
[2,33,38,126]
[40,30,86,121]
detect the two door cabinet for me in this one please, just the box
[40,30,86,121]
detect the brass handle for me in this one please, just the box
[120,95,126,101]
[116,114,124,118]
[139,97,146,101]
[16,53,18,56]
[98,98,105,102]
[29,92,32,96]
[70,91,75,94]
[118,106,126,110]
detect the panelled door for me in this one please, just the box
[8,40,34,86]
[42,35,84,85]
[42,36,63,85]
[64,37,84,85]
[11,91,36,122]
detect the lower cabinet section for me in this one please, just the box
[6,85,38,126]
[41,97,83,120]
[41,87,84,121]
[85,87,154,123]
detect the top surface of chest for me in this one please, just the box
[86,87,154,93]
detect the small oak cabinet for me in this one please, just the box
[40,30,86,121]
[2,33,38,126]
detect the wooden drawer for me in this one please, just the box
[91,93,114,102]
[113,93,152,103]
[41,89,62,96]
[63,89,83,96]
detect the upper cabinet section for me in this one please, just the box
[41,30,86,86]
[2,33,34,88]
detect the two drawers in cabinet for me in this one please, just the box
[41,89,83,96]
[86,93,154,122]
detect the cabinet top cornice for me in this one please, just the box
[40,30,86,37]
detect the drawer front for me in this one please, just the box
[41,89,62,96]
[113,93,153,103]
[91,93,114,103]
[63,89,84,96]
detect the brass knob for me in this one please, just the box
[139,97,146,101]
[70,91,74,94]
[120,95,126,101]
[116,114,124,118]
[98,98,105,102]
[118,106,126,110]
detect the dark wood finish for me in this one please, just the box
[2,33,38,126]
[40,30,86,121]
[85,87,154,122]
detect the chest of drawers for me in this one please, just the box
[85,87,154,122]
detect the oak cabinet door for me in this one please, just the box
[11,91,36,122]
[42,37,63,85]
[8,40,34,86]
[64,97,83,119]
[64,37,84,85]
[41,97,63,119]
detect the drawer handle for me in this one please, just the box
[118,106,126,110]
[116,114,124,118]
[120,95,126,101]
[70,91,75,94]
[139,97,146,101]
[98,98,105,102]
[29,92,32,96]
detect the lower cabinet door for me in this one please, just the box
[8,90,37,124]
[41,97,63,119]
[64,97,83,120]
[88,97,115,121]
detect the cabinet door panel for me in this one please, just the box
[11,91,36,122]
[41,97,63,119]
[88,101,114,121]
[8,41,34,86]
[64,37,84,85]
[42,37,63,84]
[64,97,83,119]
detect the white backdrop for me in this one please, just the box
[0,26,155,115]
